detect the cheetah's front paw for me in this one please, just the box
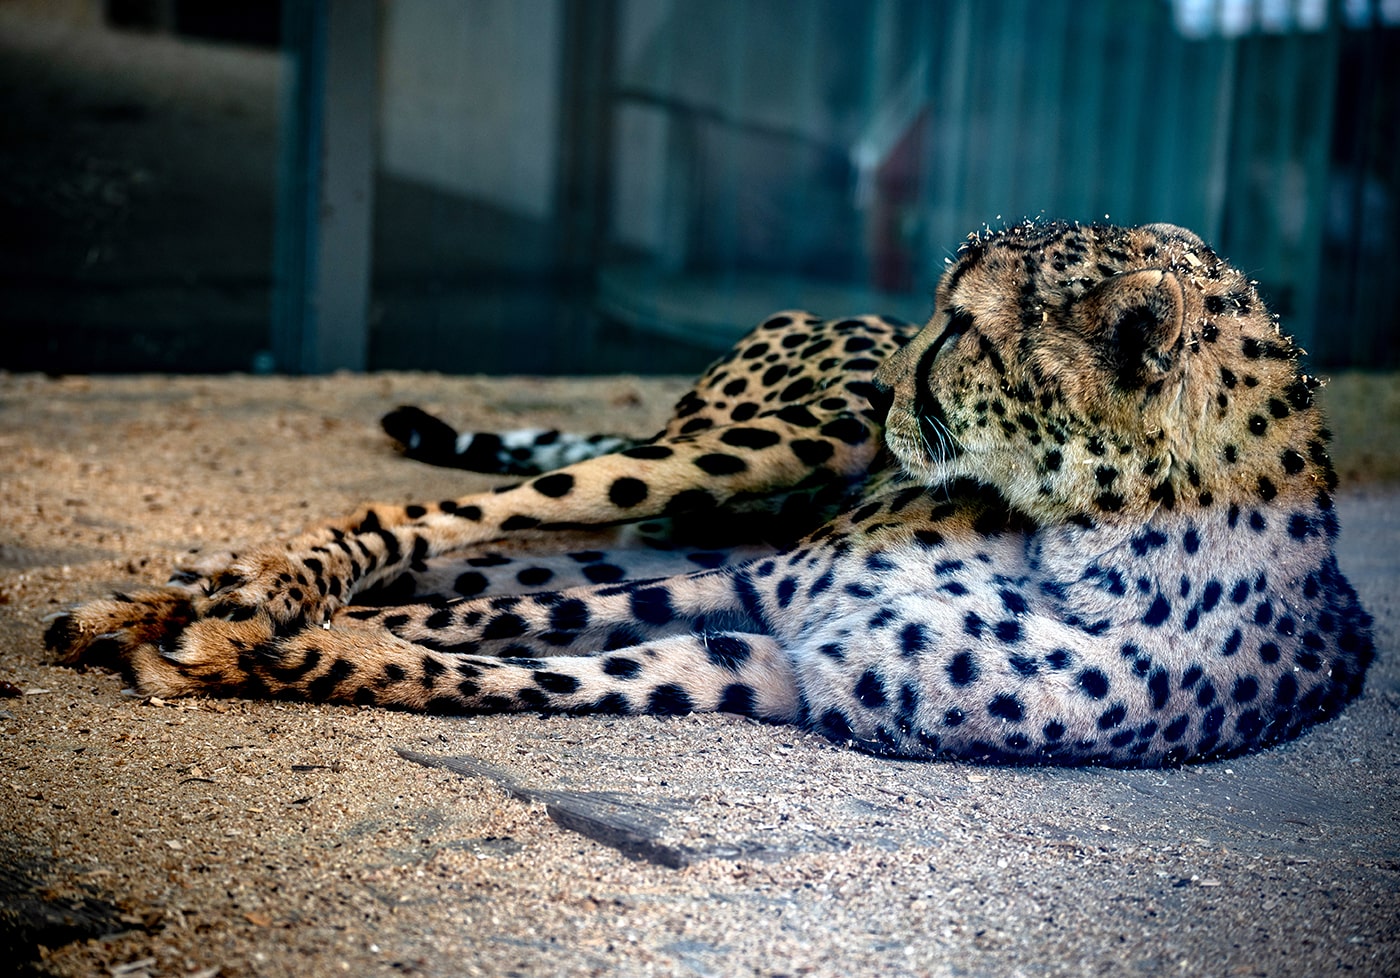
[203,545,349,631]
[44,587,198,671]
[46,588,278,698]
[165,548,241,592]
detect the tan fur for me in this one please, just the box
[48,225,1371,767]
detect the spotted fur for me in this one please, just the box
[47,222,1373,766]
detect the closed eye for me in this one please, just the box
[913,307,976,438]
[945,307,975,339]
[925,307,975,363]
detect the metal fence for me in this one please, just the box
[2,1,1394,374]
[344,0,1397,373]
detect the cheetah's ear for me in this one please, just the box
[1077,268,1186,392]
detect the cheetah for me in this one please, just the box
[46,222,1374,766]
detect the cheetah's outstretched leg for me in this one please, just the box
[58,598,801,722]
[49,552,767,694]
[48,311,911,694]
[196,401,885,629]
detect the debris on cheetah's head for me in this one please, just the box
[878,221,1332,527]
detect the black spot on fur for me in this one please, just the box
[1078,668,1109,699]
[780,377,816,402]
[1097,703,1127,730]
[1142,595,1171,627]
[425,607,454,630]
[306,657,355,700]
[483,613,527,640]
[419,655,446,687]
[705,635,751,670]
[648,684,694,715]
[665,488,718,514]
[546,601,590,638]
[776,577,798,607]
[623,444,675,460]
[717,684,757,716]
[854,670,887,708]
[694,453,747,476]
[531,473,574,497]
[818,708,859,746]
[790,439,835,465]
[1009,654,1039,677]
[900,622,926,656]
[820,417,870,445]
[1148,669,1171,710]
[1095,492,1125,513]
[608,477,649,508]
[721,427,782,450]
[516,567,553,587]
[947,651,979,686]
[603,656,640,678]
[516,688,549,710]
[583,563,626,584]
[593,692,631,714]
[630,587,675,626]
[987,693,1024,722]
[534,671,579,695]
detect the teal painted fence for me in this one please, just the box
[366,0,1397,371]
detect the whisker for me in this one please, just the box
[919,413,963,464]
[917,412,964,499]
[917,421,939,463]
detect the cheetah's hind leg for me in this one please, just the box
[381,405,640,476]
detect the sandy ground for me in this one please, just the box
[1,370,1397,978]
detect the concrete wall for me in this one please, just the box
[378,0,562,221]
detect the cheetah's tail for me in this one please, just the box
[381,405,641,476]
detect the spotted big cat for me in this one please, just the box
[48,222,1374,766]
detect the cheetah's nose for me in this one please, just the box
[865,379,894,419]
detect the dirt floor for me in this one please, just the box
[1,370,1397,978]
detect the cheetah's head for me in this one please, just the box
[877,222,1333,526]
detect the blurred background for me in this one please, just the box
[1,0,1395,376]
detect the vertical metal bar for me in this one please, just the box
[1288,0,1344,357]
[984,0,1025,222]
[928,0,973,258]
[1018,0,1066,220]
[1147,18,1189,225]
[787,2,819,287]
[555,0,618,276]
[272,0,376,374]
[1065,1,1106,223]
[1104,3,1150,223]
[855,0,892,288]
[1202,0,1238,245]
[1262,26,1304,283]
[716,0,750,297]
[912,2,936,259]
